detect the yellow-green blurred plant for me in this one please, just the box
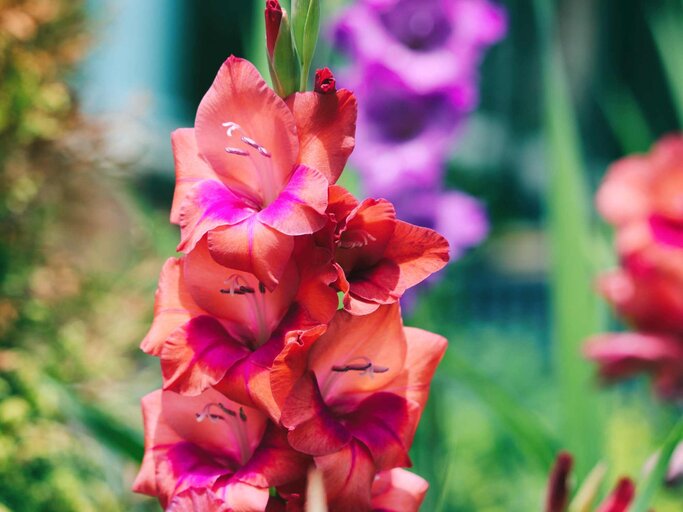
[0,2,162,510]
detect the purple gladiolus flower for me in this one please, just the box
[332,0,506,267]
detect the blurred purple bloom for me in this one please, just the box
[332,0,506,265]
[334,0,507,93]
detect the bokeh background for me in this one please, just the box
[1,0,682,510]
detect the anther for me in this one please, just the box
[217,403,237,417]
[331,359,389,374]
[241,136,272,159]
[258,282,266,294]
[220,285,255,295]
[225,147,249,156]
[241,136,261,149]
[332,362,371,372]
[196,402,237,423]
[221,274,256,295]
[239,407,247,422]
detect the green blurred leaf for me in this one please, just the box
[49,378,144,462]
[599,86,653,154]
[446,352,559,471]
[648,1,683,126]
[534,0,607,480]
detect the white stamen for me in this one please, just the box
[222,122,241,137]
[339,230,377,249]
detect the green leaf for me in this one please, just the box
[291,0,320,91]
[648,1,683,126]
[533,0,608,480]
[445,351,559,471]
[599,85,653,154]
[48,377,144,462]
[630,418,683,512]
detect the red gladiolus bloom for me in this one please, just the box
[133,389,309,511]
[325,185,450,314]
[271,304,446,509]
[585,134,683,400]
[172,56,356,289]
[140,238,336,416]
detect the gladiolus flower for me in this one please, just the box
[325,185,450,314]
[271,304,446,509]
[137,11,450,508]
[172,56,356,289]
[133,389,309,511]
[140,238,337,415]
[585,134,683,400]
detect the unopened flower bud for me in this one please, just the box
[265,0,283,59]
[314,68,336,94]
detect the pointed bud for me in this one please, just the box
[265,0,283,59]
[545,452,573,512]
[291,0,320,90]
[265,1,300,98]
[314,68,336,94]
[595,478,635,512]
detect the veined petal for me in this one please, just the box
[215,481,270,512]
[167,488,231,512]
[345,259,401,306]
[257,165,329,236]
[156,390,267,481]
[383,220,450,292]
[287,237,339,328]
[315,440,375,512]
[140,258,205,357]
[310,304,407,402]
[235,423,311,489]
[208,217,295,291]
[214,337,284,422]
[170,128,219,225]
[160,316,250,396]
[184,238,297,344]
[133,391,163,497]
[270,327,327,411]
[177,179,255,255]
[379,326,447,446]
[327,185,359,226]
[282,372,352,456]
[345,392,412,470]
[286,90,357,184]
[344,221,449,312]
[195,56,299,205]
[336,199,396,271]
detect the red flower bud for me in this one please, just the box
[545,452,573,512]
[314,67,336,94]
[596,478,635,512]
[265,0,283,58]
